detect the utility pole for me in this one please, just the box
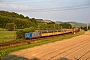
[54,24,55,29]
[87,23,88,30]
[61,26,62,29]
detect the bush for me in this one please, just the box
[84,29,88,31]
[16,30,25,39]
[0,51,6,60]
[16,27,35,39]
[6,23,16,31]
[83,27,88,31]
[23,26,35,33]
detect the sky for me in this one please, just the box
[0,0,90,23]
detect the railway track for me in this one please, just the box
[0,32,73,49]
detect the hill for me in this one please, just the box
[56,21,87,27]
[1,10,88,31]
[67,22,87,27]
[0,10,37,29]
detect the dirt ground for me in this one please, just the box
[5,31,90,60]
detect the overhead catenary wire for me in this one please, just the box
[1,0,90,12]
[15,3,90,12]
[31,3,90,10]
[2,0,59,3]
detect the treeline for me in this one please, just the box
[81,26,90,31]
[0,10,72,31]
[0,11,29,19]
[37,22,72,30]
[0,11,37,29]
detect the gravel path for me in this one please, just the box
[9,31,90,60]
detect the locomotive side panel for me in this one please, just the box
[25,32,32,39]
[32,32,41,38]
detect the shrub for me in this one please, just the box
[0,51,6,60]
[83,27,88,31]
[6,23,16,31]
[16,27,35,39]
[23,26,35,33]
[16,30,25,39]
[30,58,40,60]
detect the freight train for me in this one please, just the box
[25,28,80,39]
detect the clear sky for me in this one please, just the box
[0,0,90,23]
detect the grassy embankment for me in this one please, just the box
[0,31,16,44]
[0,28,24,44]
[0,30,85,55]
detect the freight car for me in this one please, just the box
[25,28,80,39]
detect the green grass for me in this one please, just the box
[0,30,85,55]
[0,31,16,44]
[88,30,90,31]
[0,28,6,31]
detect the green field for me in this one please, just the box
[0,31,16,44]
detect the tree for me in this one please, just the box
[19,14,24,18]
[47,22,55,24]
[60,23,72,29]
[23,26,35,33]
[25,16,29,19]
